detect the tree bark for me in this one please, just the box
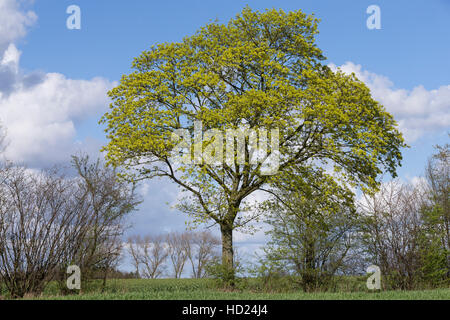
[220,222,234,284]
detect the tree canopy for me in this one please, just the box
[100,7,406,280]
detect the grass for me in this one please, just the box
[14,278,450,300]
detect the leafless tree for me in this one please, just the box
[127,231,220,279]
[127,236,142,278]
[68,154,140,288]
[127,235,168,279]
[166,232,189,278]
[184,231,220,278]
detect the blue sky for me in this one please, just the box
[18,0,450,88]
[0,0,449,272]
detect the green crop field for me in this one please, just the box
[14,278,450,300]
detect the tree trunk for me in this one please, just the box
[220,223,234,284]
[101,268,108,293]
[302,233,316,292]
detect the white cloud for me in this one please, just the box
[1,43,20,72]
[329,62,450,142]
[0,2,115,166]
[0,0,36,52]
[0,46,114,164]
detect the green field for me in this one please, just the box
[16,278,450,300]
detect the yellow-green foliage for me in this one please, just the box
[100,6,406,228]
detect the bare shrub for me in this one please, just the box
[0,165,90,297]
[359,180,427,289]
[0,156,139,298]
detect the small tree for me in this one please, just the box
[424,142,449,256]
[420,142,449,284]
[260,166,358,292]
[68,154,140,289]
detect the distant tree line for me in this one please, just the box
[127,231,220,279]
